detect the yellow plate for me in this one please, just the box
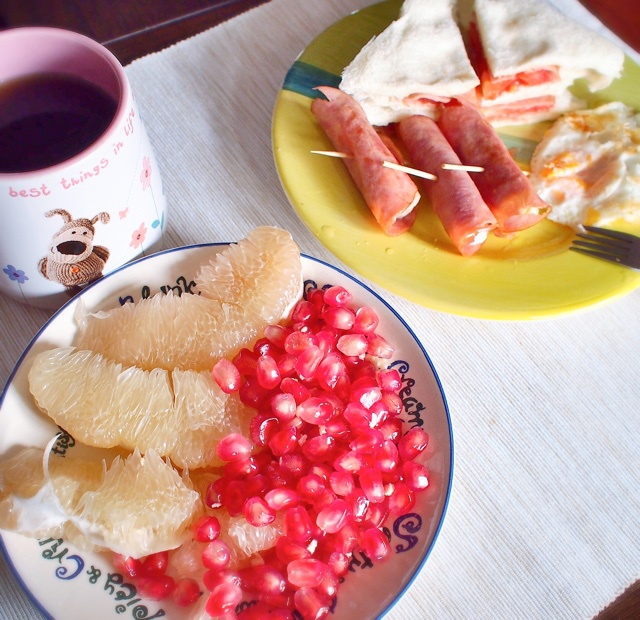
[272,0,640,320]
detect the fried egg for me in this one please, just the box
[529,101,640,229]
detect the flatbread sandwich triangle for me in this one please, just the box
[339,0,625,126]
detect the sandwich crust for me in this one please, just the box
[473,0,624,90]
[340,0,479,126]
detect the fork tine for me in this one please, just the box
[572,238,628,257]
[569,246,626,264]
[582,225,636,244]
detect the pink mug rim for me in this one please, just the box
[0,27,130,180]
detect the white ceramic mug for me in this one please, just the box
[0,27,166,309]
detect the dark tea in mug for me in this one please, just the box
[0,72,118,173]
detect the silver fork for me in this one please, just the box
[570,225,640,270]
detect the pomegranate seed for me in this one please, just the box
[379,416,403,442]
[307,287,326,310]
[316,329,339,355]
[317,569,339,598]
[359,527,391,561]
[141,551,169,575]
[254,337,277,357]
[349,427,384,453]
[242,564,287,597]
[203,569,242,592]
[312,488,337,514]
[239,375,270,408]
[264,323,291,348]
[388,481,416,514]
[350,377,382,409]
[343,402,373,429]
[249,413,279,447]
[223,456,257,479]
[322,305,355,330]
[225,480,248,516]
[238,602,289,619]
[321,416,350,441]
[206,478,226,509]
[277,352,298,377]
[308,463,333,483]
[377,368,402,392]
[293,587,330,620]
[279,453,309,482]
[205,582,243,616]
[347,489,370,522]
[329,471,355,496]
[402,460,430,491]
[287,559,327,588]
[359,468,385,503]
[294,344,323,380]
[271,392,297,422]
[366,333,394,359]
[276,535,312,563]
[301,434,337,463]
[244,472,269,498]
[265,486,299,510]
[257,354,281,389]
[112,554,142,579]
[381,391,404,416]
[336,333,368,357]
[375,440,400,473]
[202,539,231,571]
[216,433,253,462]
[297,396,336,425]
[333,450,368,474]
[137,574,175,601]
[192,515,220,542]
[172,577,201,607]
[327,551,349,577]
[315,353,346,391]
[291,300,316,323]
[244,496,277,527]
[316,498,352,534]
[296,473,326,502]
[285,506,313,543]
[269,425,298,456]
[398,427,430,461]
[352,306,379,334]
[363,499,389,529]
[284,331,318,355]
[329,522,359,554]
[212,358,242,393]
[280,377,311,404]
[233,348,258,375]
[323,285,351,307]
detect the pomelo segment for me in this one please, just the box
[73,226,303,372]
[170,371,253,470]
[29,347,178,455]
[28,348,254,469]
[0,442,201,558]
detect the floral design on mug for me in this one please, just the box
[3,265,29,284]
[140,154,165,231]
[140,156,152,191]
[39,209,110,293]
[130,222,148,252]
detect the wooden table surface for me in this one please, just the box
[0,0,638,618]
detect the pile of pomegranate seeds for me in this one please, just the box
[113,285,431,619]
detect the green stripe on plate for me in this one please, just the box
[282,61,341,98]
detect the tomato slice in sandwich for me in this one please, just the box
[467,21,561,101]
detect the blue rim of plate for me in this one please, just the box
[0,242,454,620]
